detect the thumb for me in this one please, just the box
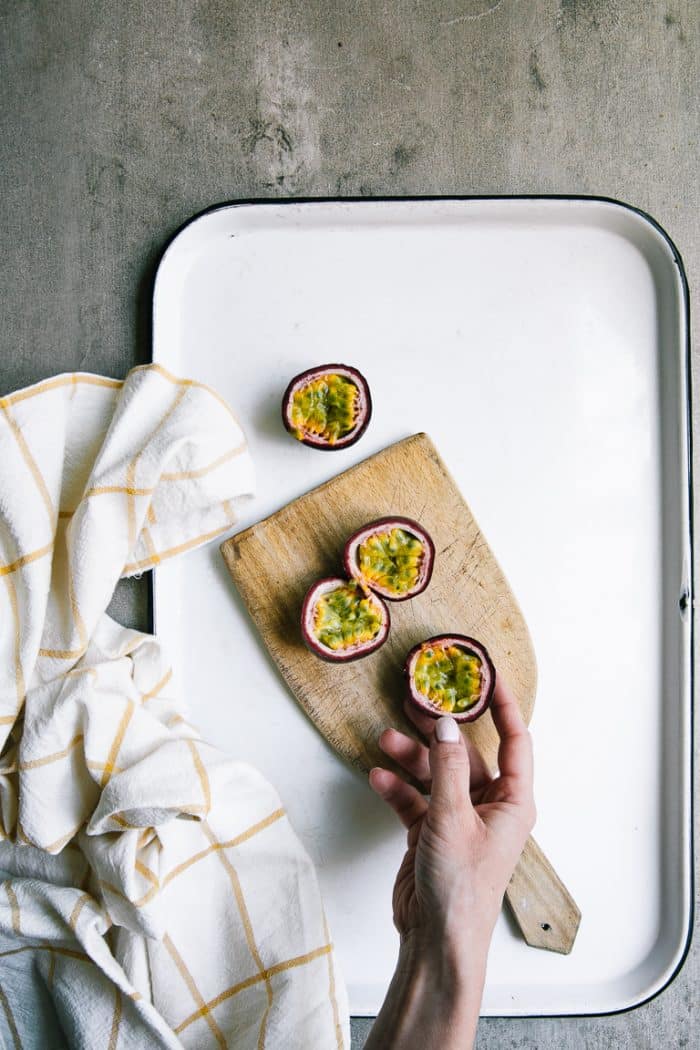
[429,716,473,814]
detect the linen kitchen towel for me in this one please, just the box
[0,366,348,1049]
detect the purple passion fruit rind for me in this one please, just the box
[343,517,435,602]
[301,577,390,662]
[281,364,372,450]
[405,635,495,723]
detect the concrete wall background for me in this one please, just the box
[1,2,697,1046]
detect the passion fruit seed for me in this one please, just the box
[357,528,424,596]
[290,373,359,445]
[313,583,384,652]
[413,644,483,714]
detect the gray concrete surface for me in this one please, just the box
[1,1,697,1046]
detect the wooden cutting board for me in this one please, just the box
[221,433,580,953]
[221,432,536,773]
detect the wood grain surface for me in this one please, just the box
[506,837,582,955]
[221,434,582,955]
[221,432,537,774]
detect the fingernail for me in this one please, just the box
[435,716,460,743]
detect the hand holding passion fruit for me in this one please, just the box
[366,674,536,1050]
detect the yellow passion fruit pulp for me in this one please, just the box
[357,527,424,598]
[313,583,384,652]
[290,374,359,445]
[413,644,484,714]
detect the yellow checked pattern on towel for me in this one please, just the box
[0,368,348,1049]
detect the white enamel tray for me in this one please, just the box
[151,199,692,1017]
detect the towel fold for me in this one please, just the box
[0,366,348,1049]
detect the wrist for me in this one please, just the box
[399,926,488,999]
[365,929,488,1050]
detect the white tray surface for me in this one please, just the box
[152,199,691,1016]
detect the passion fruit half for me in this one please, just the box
[281,364,371,449]
[301,577,390,662]
[405,635,495,722]
[344,517,435,602]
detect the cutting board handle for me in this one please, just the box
[504,835,581,954]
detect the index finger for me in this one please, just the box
[402,697,440,740]
[490,672,534,799]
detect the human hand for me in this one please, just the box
[364,673,535,1050]
[370,672,536,958]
